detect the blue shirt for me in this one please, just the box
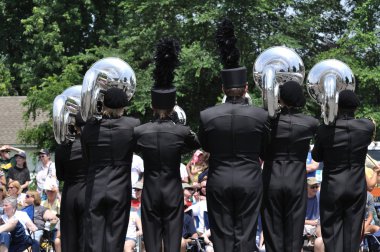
[306,191,320,220]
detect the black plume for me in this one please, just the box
[215,18,240,69]
[153,38,181,88]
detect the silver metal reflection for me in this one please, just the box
[173,105,187,125]
[253,46,305,118]
[221,93,253,105]
[306,59,355,125]
[81,57,136,121]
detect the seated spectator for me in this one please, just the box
[131,181,143,211]
[304,177,321,246]
[186,177,208,235]
[181,212,198,252]
[0,145,25,181]
[23,190,57,245]
[180,163,189,183]
[365,191,380,234]
[7,181,25,209]
[35,149,56,196]
[186,150,209,184]
[8,152,30,193]
[0,197,38,252]
[41,180,60,216]
[124,210,142,252]
[183,183,195,209]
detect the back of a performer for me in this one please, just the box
[198,18,269,252]
[81,88,140,252]
[134,38,199,252]
[312,90,375,252]
[261,81,318,252]
[55,112,88,252]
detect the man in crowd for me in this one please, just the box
[0,145,25,181]
[304,177,321,247]
[36,149,57,195]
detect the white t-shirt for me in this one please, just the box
[36,161,57,193]
[2,210,33,234]
[187,200,208,234]
[126,211,139,239]
[131,155,144,186]
[180,163,188,181]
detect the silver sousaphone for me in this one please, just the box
[53,85,82,144]
[81,57,136,121]
[306,59,355,125]
[253,46,305,118]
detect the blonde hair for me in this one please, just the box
[27,190,41,206]
[8,181,21,195]
[102,106,124,118]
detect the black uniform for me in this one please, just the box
[81,116,140,252]
[199,97,269,252]
[261,108,318,252]
[312,115,374,252]
[134,118,199,252]
[55,137,87,252]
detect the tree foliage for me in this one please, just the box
[0,0,377,148]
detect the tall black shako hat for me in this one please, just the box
[216,18,246,88]
[151,38,180,110]
[338,90,360,109]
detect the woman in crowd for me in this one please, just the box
[8,152,31,193]
[186,150,209,184]
[0,197,36,252]
[41,180,61,216]
[7,181,25,209]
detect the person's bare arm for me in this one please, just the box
[306,159,319,173]
[0,217,17,233]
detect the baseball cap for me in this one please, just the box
[38,149,50,155]
[307,177,319,186]
[14,152,26,159]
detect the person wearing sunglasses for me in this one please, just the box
[35,149,57,196]
[304,177,321,247]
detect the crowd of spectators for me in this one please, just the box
[0,144,379,252]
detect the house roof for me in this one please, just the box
[0,96,49,145]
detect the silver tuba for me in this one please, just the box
[53,85,82,144]
[253,46,305,118]
[306,59,355,125]
[81,57,136,121]
[173,105,187,125]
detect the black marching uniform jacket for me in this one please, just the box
[134,117,199,252]
[312,115,374,252]
[198,97,269,252]
[81,116,140,252]
[261,108,318,252]
[55,136,87,252]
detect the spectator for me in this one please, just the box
[0,186,5,207]
[0,197,37,252]
[304,177,322,246]
[7,181,25,209]
[41,180,60,216]
[8,152,31,193]
[364,191,380,234]
[181,212,198,252]
[22,190,57,246]
[365,154,380,190]
[180,163,189,183]
[0,145,25,180]
[35,149,57,195]
[306,148,319,178]
[131,181,143,210]
[183,183,195,209]
[124,210,142,252]
[186,177,208,235]
[131,154,144,199]
[186,150,209,184]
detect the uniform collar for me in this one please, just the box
[225,96,247,105]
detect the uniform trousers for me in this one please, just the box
[261,161,307,252]
[207,166,262,252]
[320,167,366,252]
[141,174,183,252]
[60,181,86,252]
[85,163,131,252]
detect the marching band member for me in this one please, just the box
[81,87,140,252]
[134,38,199,252]
[261,80,318,252]
[55,112,87,252]
[198,18,269,252]
[312,90,375,252]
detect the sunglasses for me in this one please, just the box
[25,194,34,198]
[8,187,14,189]
[310,185,320,189]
